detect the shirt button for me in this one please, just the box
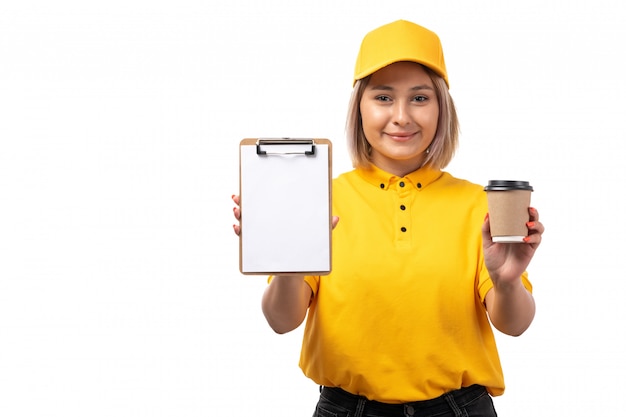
[399,181,405,187]
[380,183,385,189]
[417,183,422,188]
[401,227,407,232]
[400,205,406,210]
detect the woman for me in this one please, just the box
[233,19,544,417]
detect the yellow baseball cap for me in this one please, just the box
[353,20,449,87]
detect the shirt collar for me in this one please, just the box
[356,163,443,191]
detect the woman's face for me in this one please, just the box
[360,61,439,176]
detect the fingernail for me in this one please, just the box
[523,236,530,243]
[526,221,535,228]
[484,213,489,221]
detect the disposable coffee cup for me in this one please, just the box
[484,180,533,243]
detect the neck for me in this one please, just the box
[370,156,427,177]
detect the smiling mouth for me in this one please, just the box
[385,132,416,141]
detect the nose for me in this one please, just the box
[392,102,412,127]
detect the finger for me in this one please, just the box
[482,213,494,246]
[526,220,545,236]
[232,194,240,206]
[523,220,543,247]
[523,232,541,247]
[331,216,340,229]
[233,224,241,236]
[233,206,241,220]
[528,206,539,222]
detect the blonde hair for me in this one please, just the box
[346,64,459,171]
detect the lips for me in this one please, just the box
[385,132,417,141]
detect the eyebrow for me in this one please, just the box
[368,84,434,91]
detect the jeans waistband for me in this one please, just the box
[320,384,487,416]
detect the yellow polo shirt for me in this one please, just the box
[299,164,532,403]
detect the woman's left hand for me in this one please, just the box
[482,207,544,285]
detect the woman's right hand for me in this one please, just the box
[232,194,241,236]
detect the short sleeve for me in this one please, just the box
[267,275,321,296]
[477,267,532,302]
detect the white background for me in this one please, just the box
[1,0,624,415]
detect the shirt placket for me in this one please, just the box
[396,178,412,248]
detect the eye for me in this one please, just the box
[412,95,428,102]
[375,95,392,102]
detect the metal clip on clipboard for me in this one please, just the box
[256,138,316,156]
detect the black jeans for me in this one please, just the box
[313,385,497,417]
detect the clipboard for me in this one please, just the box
[239,138,332,275]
